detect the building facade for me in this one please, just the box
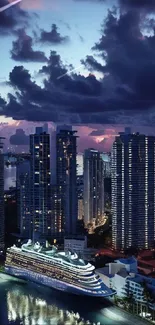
[83,149,104,226]
[30,127,51,239]
[77,175,84,220]
[16,160,31,238]
[101,152,111,178]
[77,153,83,176]
[96,257,155,306]
[51,185,63,237]
[111,132,155,251]
[0,138,4,252]
[64,236,87,254]
[56,126,78,235]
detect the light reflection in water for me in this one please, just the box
[6,287,93,325]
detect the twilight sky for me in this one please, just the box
[1,0,155,152]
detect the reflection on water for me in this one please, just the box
[0,281,148,325]
[7,288,89,325]
[1,282,113,325]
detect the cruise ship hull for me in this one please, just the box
[5,266,113,298]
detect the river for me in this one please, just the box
[0,278,149,325]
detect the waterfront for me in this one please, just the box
[0,279,150,325]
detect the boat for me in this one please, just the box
[5,240,115,297]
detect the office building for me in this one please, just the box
[51,185,63,236]
[83,149,104,226]
[56,125,78,235]
[111,132,155,251]
[101,152,111,178]
[77,153,83,176]
[64,236,87,254]
[77,175,84,220]
[30,127,51,239]
[16,160,31,238]
[0,137,4,252]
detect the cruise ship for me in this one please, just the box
[5,240,115,298]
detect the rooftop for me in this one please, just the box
[97,248,124,258]
[117,269,128,278]
[96,266,114,278]
[138,258,155,268]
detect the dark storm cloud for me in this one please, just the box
[74,0,155,10]
[0,0,29,35]
[89,129,105,136]
[0,95,6,107]
[73,0,105,2]
[10,129,29,145]
[38,24,70,45]
[2,9,155,125]
[119,0,155,12]
[11,29,47,62]
[83,9,155,111]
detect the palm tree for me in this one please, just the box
[141,279,154,317]
[124,280,135,312]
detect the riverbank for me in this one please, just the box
[0,263,152,324]
[0,271,26,283]
[111,296,154,324]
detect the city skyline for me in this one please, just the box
[3,0,155,323]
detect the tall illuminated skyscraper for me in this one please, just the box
[83,149,104,226]
[56,125,78,235]
[30,127,51,239]
[0,137,4,252]
[111,132,155,251]
[101,152,111,178]
[77,175,84,220]
[16,160,30,238]
[77,153,83,176]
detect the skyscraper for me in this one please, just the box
[101,152,111,178]
[16,160,31,238]
[111,132,155,251]
[0,137,4,252]
[83,149,104,226]
[30,127,51,239]
[56,125,78,235]
[77,175,84,220]
[77,153,83,176]
[51,185,63,236]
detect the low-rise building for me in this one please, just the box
[64,236,87,253]
[96,257,155,305]
[64,236,97,261]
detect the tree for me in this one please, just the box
[124,246,138,257]
[141,279,154,317]
[124,280,135,312]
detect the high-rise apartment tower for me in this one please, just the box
[83,149,104,226]
[56,125,78,235]
[112,132,155,251]
[30,128,51,239]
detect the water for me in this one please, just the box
[0,279,148,325]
